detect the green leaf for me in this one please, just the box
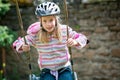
[0,25,18,47]
[0,0,10,16]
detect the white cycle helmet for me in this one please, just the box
[35,2,60,16]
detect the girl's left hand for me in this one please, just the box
[67,38,78,47]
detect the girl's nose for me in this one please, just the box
[46,22,51,26]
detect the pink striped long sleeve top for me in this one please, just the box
[13,22,88,71]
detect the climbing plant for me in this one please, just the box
[0,26,17,47]
[0,0,10,16]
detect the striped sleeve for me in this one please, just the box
[68,26,88,48]
[12,22,40,53]
[12,35,36,53]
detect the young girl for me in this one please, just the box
[13,2,88,80]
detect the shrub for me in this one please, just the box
[0,0,10,16]
[0,25,17,47]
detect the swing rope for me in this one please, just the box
[15,0,32,76]
[63,0,74,72]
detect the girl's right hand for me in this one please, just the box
[22,44,30,52]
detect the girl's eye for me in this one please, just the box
[43,20,46,23]
[50,19,53,22]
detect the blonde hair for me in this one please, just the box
[38,16,62,43]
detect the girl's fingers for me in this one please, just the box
[22,44,30,52]
[67,38,74,46]
[67,38,78,47]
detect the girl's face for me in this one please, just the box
[40,16,56,33]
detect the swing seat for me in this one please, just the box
[72,72,78,80]
[29,72,78,80]
[29,74,40,80]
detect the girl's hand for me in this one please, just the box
[67,38,78,47]
[22,44,30,52]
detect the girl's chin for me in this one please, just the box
[46,30,53,33]
[46,29,54,33]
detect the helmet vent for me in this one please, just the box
[41,5,43,8]
[44,5,47,10]
[51,8,53,11]
[48,3,51,7]
[53,4,55,6]
[55,9,58,11]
